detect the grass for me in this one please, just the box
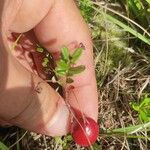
[0,0,150,149]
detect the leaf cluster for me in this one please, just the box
[131,96,150,123]
[55,46,85,83]
[55,135,73,150]
[36,45,51,68]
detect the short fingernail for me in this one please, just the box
[45,101,70,136]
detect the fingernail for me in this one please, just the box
[45,101,70,136]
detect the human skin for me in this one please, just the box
[0,0,98,136]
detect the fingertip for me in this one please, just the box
[22,99,71,137]
[67,83,98,121]
[44,102,71,136]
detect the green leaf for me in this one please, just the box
[42,58,49,67]
[56,60,69,71]
[65,135,73,141]
[55,68,67,76]
[0,141,9,150]
[140,97,150,108]
[131,102,140,111]
[66,78,74,83]
[139,110,150,122]
[106,14,150,45]
[71,48,83,63]
[131,96,150,123]
[36,47,44,53]
[61,46,69,61]
[11,34,22,51]
[145,0,150,4]
[68,65,85,76]
[55,67,66,72]
[55,71,66,77]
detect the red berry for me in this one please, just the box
[71,117,99,147]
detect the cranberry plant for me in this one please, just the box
[54,46,85,83]
[9,31,99,147]
[53,46,99,147]
[131,96,150,123]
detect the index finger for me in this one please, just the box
[34,0,98,120]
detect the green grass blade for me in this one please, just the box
[128,0,148,26]
[91,2,150,44]
[145,0,150,4]
[101,133,150,140]
[17,132,20,150]
[0,142,9,150]
[107,122,150,134]
[128,0,141,15]
[11,34,22,51]
[105,14,150,45]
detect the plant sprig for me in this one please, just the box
[130,95,150,123]
[55,46,85,84]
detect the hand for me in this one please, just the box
[0,0,98,136]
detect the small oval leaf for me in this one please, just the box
[55,69,67,76]
[61,46,69,61]
[66,78,74,83]
[36,47,44,53]
[71,48,83,63]
[42,57,49,67]
[68,65,85,76]
[56,60,69,70]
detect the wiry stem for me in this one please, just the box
[60,77,93,148]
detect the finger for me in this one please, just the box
[0,35,70,136]
[34,0,98,120]
[8,0,53,33]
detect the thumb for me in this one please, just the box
[0,0,70,137]
[0,47,70,137]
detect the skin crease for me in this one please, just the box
[0,0,98,136]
